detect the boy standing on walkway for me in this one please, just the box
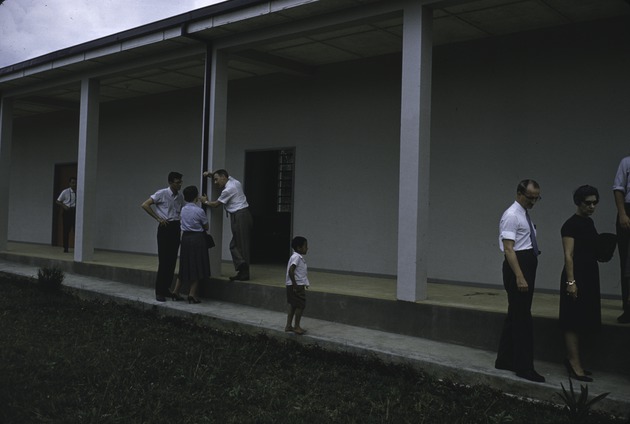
[285,236,309,335]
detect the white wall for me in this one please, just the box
[430,17,630,295]
[10,111,78,243]
[10,88,205,254]
[8,16,630,298]
[227,57,402,274]
[226,16,630,296]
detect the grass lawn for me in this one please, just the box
[0,274,624,424]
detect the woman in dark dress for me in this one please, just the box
[560,185,601,382]
[172,185,210,304]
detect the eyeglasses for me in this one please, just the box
[523,194,541,201]
[582,200,598,206]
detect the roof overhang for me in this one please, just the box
[1,0,628,118]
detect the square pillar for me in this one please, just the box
[397,3,433,302]
[0,97,13,251]
[206,47,229,275]
[75,78,100,262]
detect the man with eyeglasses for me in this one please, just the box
[613,156,630,323]
[141,171,185,302]
[495,179,545,383]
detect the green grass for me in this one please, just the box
[0,275,624,424]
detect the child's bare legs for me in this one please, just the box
[293,308,305,334]
[286,305,295,332]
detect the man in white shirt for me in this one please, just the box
[56,177,77,253]
[495,179,545,383]
[203,169,253,281]
[141,171,185,301]
[613,156,630,323]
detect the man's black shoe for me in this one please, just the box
[516,370,545,383]
[494,361,514,371]
[229,274,250,281]
[617,311,630,324]
[155,295,167,302]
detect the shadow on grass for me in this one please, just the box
[0,275,624,424]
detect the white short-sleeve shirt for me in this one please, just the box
[613,156,630,203]
[180,202,208,232]
[150,187,184,221]
[57,187,76,208]
[285,251,309,286]
[499,201,535,252]
[217,177,249,214]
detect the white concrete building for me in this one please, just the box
[1,0,629,302]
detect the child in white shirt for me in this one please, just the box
[285,236,309,335]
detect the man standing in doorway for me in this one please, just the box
[56,177,77,253]
[613,156,630,323]
[141,172,184,302]
[495,179,545,383]
[203,169,253,281]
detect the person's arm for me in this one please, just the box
[288,264,298,290]
[562,236,578,299]
[141,198,166,226]
[502,239,528,292]
[56,191,69,210]
[203,198,223,208]
[614,190,630,230]
[55,199,69,211]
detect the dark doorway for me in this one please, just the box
[244,149,294,264]
[52,163,77,247]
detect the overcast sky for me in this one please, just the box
[0,0,226,68]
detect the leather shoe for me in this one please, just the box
[155,295,166,302]
[563,358,593,382]
[516,370,545,383]
[617,311,630,324]
[229,273,250,281]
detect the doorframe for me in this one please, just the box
[244,147,296,263]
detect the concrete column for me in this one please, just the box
[397,3,433,302]
[206,47,229,275]
[75,78,100,262]
[0,97,13,251]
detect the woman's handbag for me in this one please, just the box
[595,232,617,262]
[205,233,215,249]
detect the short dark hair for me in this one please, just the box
[213,169,229,178]
[168,172,183,183]
[517,179,540,195]
[183,185,199,202]
[291,236,307,251]
[573,185,599,206]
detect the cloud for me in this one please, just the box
[0,0,225,68]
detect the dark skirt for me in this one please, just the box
[178,231,210,282]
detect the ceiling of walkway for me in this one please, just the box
[4,0,630,118]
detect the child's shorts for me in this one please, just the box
[286,285,306,309]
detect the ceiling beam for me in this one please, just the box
[230,49,315,76]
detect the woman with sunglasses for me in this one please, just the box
[559,185,601,382]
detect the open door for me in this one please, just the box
[52,163,78,247]
[244,149,294,264]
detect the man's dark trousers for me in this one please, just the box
[496,249,537,372]
[62,207,76,251]
[156,221,181,296]
[616,203,630,312]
